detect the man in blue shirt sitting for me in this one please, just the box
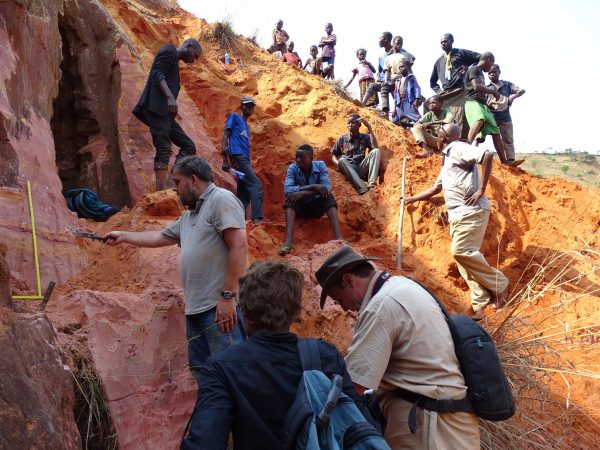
[279,144,343,255]
[221,96,264,224]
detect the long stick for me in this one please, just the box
[396,158,407,269]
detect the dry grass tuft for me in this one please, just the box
[199,15,238,52]
[320,79,354,103]
[479,247,600,449]
[202,15,261,75]
[247,28,261,48]
[212,16,237,49]
[72,358,118,450]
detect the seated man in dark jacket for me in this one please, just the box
[181,260,376,450]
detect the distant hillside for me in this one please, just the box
[518,152,600,188]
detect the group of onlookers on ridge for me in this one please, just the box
[113,25,522,448]
[270,22,526,167]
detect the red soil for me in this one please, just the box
[5,0,599,448]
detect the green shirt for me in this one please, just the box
[417,107,454,124]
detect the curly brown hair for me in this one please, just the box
[238,260,303,329]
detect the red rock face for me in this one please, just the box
[0,278,81,450]
[56,289,196,449]
[48,191,195,449]
[0,0,87,295]
[0,308,81,449]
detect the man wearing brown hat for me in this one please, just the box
[316,246,480,449]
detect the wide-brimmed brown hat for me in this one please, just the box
[316,246,381,308]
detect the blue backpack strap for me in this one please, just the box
[297,338,322,371]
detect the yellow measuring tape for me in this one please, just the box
[13,181,44,300]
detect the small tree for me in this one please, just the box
[560,164,569,174]
[582,153,596,164]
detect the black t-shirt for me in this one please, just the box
[464,65,487,103]
[430,48,481,93]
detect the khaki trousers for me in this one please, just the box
[449,209,509,311]
[497,120,515,160]
[382,396,480,450]
[412,123,439,151]
[337,148,381,191]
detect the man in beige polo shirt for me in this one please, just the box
[316,246,479,449]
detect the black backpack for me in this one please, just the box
[408,280,515,422]
[64,188,120,222]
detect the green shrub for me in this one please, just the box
[212,15,237,49]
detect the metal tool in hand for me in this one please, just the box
[72,232,108,242]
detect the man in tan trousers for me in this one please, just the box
[406,123,509,320]
[316,246,480,449]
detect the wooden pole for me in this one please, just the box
[396,157,407,269]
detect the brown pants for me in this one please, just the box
[497,120,515,160]
[337,148,381,191]
[431,88,468,139]
[412,123,440,151]
[360,78,377,107]
[450,209,509,311]
[273,43,287,54]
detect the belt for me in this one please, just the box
[395,388,474,433]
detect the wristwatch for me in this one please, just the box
[220,290,237,300]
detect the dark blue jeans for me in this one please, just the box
[186,305,246,380]
[230,154,264,221]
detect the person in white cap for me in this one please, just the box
[221,96,264,224]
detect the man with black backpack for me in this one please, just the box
[316,246,480,449]
[181,260,387,449]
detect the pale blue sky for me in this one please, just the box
[180,0,600,153]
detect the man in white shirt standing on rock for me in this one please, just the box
[405,123,509,320]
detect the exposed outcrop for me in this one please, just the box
[0,247,80,447]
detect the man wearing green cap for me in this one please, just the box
[315,245,480,449]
